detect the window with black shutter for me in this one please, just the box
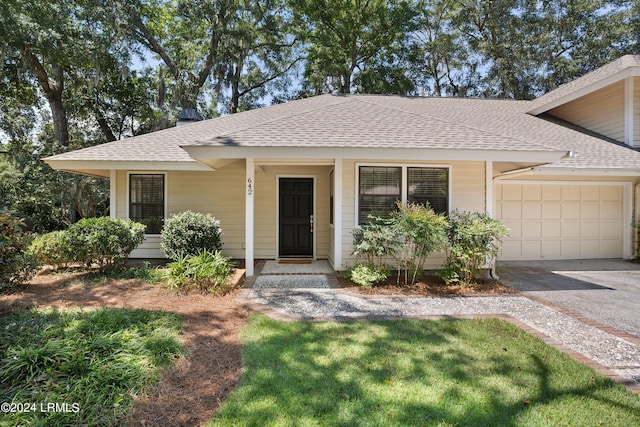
[129,174,165,234]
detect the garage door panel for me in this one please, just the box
[497,183,623,260]
[600,221,621,238]
[541,240,561,258]
[503,221,521,238]
[561,240,580,257]
[502,185,522,200]
[581,203,600,219]
[601,203,621,219]
[502,203,522,219]
[522,241,541,259]
[580,222,600,238]
[562,186,581,201]
[542,203,561,219]
[562,203,580,219]
[561,222,580,238]
[581,186,600,201]
[523,185,542,201]
[523,204,541,219]
[542,185,562,201]
[522,223,541,238]
[542,222,561,238]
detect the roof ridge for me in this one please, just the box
[351,95,555,151]
[189,95,351,145]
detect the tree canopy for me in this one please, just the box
[0,0,637,231]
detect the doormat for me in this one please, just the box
[278,258,312,264]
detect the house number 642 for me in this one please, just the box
[247,178,253,195]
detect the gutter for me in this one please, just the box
[493,166,537,181]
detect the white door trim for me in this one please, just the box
[275,174,317,259]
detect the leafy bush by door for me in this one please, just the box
[161,211,223,260]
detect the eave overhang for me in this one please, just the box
[44,159,213,177]
[181,145,568,164]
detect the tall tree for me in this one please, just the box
[105,0,236,113]
[291,0,417,94]
[408,0,469,96]
[224,0,302,113]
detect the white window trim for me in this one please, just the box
[354,162,452,226]
[126,171,168,237]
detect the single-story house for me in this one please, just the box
[45,56,640,276]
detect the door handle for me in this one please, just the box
[310,215,314,233]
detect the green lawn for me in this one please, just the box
[210,314,640,427]
[0,307,185,427]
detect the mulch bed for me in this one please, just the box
[338,273,519,297]
[0,266,518,426]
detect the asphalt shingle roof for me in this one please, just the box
[45,92,640,171]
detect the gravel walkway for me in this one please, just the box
[243,288,640,390]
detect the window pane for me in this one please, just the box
[359,167,401,224]
[130,174,164,234]
[408,168,448,213]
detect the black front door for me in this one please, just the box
[279,178,313,257]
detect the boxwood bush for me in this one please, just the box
[161,211,223,260]
[29,217,146,270]
[28,230,73,269]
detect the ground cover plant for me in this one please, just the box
[1,265,248,426]
[0,307,185,426]
[0,211,37,290]
[210,314,640,426]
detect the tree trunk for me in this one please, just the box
[23,47,70,145]
[230,61,242,114]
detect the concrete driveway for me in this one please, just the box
[498,259,640,339]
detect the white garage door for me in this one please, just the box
[495,183,624,260]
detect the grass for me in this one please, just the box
[0,307,185,427]
[210,314,640,426]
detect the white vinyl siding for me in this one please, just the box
[549,81,625,143]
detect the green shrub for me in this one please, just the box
[344,263,389,288]
[352,216,397,268]
[161,211,223,260]
[439,211,509,284]
[28,218,145,270]
[390,202,448,285]
[167,249,235,293]
[28,231,73,268]
[0,211,38,289]
[65,217,146,269]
